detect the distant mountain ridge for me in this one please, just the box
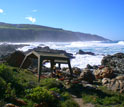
[0,22,109,42]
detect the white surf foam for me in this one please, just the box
[0,41,123,69]
[44,54,104,69]
[65,41,119,48]
[118,41,124,45]
[71,54,104,68]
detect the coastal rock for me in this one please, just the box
[116,75,124,80]
[79,69,95,83]
[102,75,124,93]
[14,98,27,105]
[0,44,27,58]
[101,53,124,74]
[76,50,95,55]
[72,67,81,75]
[94,67,114,79]
[7,51,31,68]
[102,78,110,85]
[34,102,48,107]
[4,103,19,107]
[86,64,94,69]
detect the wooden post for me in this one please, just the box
[58,63,61,69]
[38,56,42,82]
[50,59,55,71]
[67,59,73,76]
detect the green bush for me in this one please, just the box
[0,64,16,83]
[5,83,16,100]
[61,92,71,100]
[49,87,61,93]
[26,86,57,104]
[82,88,124,106]
[0,77,6,98]
[60,99,79,107]
[0,100,6,107]
[82,94,98,104]
[40,78,63,89]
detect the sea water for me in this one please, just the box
[1,41,124,68]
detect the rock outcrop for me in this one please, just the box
[94,67,115,79]
[79,69,95,83]
[101,53,124,74]
[0,44,27,58]
[76,50,95,55]
[6,51,31,68]
[102,76,124,93]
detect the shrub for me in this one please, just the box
[5,83,16,99]
[0,64,16,83]
[40,78,63,89]
[82,87,124,106]
[60,99,79,107]
[0,100,6,107]
[61,92,71,100]
[0,77,6,99]
[49,87,61,93]
[26,86,57,105]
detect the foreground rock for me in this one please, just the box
[72,67,81,75]
[4,103,19,107]
[102,75,124,93]
[79,69,95,83]
[6,51,31,68]
[101,53,124,74]
[94,67,115,79]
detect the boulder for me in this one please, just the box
[79,69,95,83]
[116,75,124,80]
[6,51,31,68]
[14,98,27,105]
[86,64,93,69]
[101,53,124,74]
[102,78,110,85]
[76,50,95,55]
[102,75,124,93]
[94,67,114,79]
[4,103,19,107]
[0,44,27,58]
[72,67,81,75]
[34,102,48,107]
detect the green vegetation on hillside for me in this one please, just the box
[0,23,63,32]
[81,84,124,107]
[0,64,78,107]
[0,22,108,42]
[1,63,124,107]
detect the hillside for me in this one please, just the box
[0,22,109,42]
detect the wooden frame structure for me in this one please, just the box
[20,51,73,81]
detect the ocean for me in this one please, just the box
[1,41,124,68]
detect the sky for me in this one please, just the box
[0,0,124,40]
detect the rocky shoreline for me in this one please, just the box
[1,44,124,107]
[1,44,124,94]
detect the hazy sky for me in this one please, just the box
[0,0,124,40]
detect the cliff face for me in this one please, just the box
[0,22,109,42]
